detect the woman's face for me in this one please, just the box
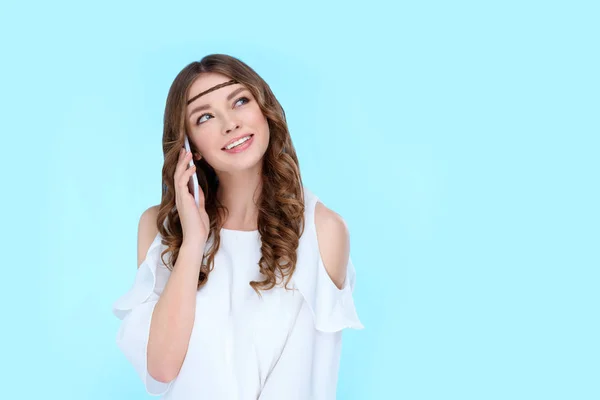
[185,72,269,173]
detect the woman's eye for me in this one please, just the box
[195,96,251,126]
[196,113,211,125]
[235,96,250,107]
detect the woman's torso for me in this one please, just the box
[158,201,308,399]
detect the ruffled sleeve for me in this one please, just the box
[292,187,365,333]
[112,232,174,396]
[293,250,364,333]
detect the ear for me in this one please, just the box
[193,152,203,161]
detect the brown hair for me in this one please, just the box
[156,54,305,297]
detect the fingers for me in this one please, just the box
[174,147,206,210]
[181,160,195,188]
[180,164,196,189]
[174,147,192,183]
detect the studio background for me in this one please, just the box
[1,0,598,399]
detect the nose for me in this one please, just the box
[224,120,241,135]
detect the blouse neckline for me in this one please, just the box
[220,227,259,235]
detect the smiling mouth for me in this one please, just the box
[222,134,254,150]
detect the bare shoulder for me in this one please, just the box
[314,201,350,290]
[137,205,160,268]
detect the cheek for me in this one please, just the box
[190,135,217,158]
[245,105,267,125]
[249,111,269,138]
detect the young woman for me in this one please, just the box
[112,53,364,399]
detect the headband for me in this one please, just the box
[187,79,239,105]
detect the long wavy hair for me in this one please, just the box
[155,54,305,297]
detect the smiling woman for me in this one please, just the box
[111,53,364,400]
[182,72,272,177]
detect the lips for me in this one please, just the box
[222,134,254,150]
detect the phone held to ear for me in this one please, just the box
[184,135,200,208]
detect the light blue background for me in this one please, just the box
[1,0,598,399]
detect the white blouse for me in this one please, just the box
[112,186,364,399]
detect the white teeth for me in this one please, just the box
[225,135,251,150]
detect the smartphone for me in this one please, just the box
[184,135,200,208]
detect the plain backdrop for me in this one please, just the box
[1,0,598,399]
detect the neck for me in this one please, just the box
[215,164,263,230]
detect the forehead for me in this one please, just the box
[187,73,240,104]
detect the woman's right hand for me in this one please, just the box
[174,147,210,245]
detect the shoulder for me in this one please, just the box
[314,201,350,290]
[137,205,160,268]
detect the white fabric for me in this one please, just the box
[112,185,364,399]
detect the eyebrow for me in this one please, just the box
[187,87,248,120]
